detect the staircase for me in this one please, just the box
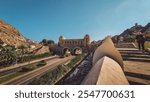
[118,48,150,85]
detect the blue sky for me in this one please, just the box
[0,0,150,42]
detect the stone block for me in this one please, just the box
[92,37,124,68]
[82,56,129,85]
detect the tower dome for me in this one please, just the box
[59,35,65,42]
[59,36,65,40]
[84,34,90,39]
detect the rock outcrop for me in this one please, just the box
[120,23,143,38]
[0,20,29,47]
[112,23,150,42]
[119,23,150,37]
[35,46,50,55]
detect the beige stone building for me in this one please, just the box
[50,34,91,55]
[59,34,90,47]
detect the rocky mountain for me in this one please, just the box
[119,23,150,38]
[0,20,30,47]
[119,23,143,38]
[141,23,150,33]
[112,23,150,43]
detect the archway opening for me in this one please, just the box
[63,48,71,57]
[73,47,82,55]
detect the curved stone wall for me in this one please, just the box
[92,37,124,68]
[82,56,129,85]
[82,37,128,85]
[82,57,104,84]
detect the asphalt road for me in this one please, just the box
[2,56,74,85]
[0,56,58,76]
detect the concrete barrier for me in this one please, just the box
[82,56,129,85]
[92,37,124,68]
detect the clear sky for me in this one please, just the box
[0,0,150,42]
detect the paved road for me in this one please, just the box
[0,56,58,75]
[2,56,74,85]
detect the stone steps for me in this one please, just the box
[120,51,149,55]
[124,61,150,85]
[115,43,136,48]
[122,54,150,58]
[126,76,150,85]
[123,57,150,62]
[120,49,150,85]
[125,71,150,80]
[119,49,150,62]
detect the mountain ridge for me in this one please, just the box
[119,23,150,38]
[0,20,30,47]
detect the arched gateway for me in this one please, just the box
[57,34,90,55]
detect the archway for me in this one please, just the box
[63,47,71,56]
[73,47,82,55]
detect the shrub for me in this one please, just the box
[36,60,47,67]
[20,65,36,72]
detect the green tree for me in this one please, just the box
[40,39,55,46]
[47,40,55,45]
[41,39,47,46]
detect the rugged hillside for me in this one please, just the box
[141,23,150,33]
[112,23,150,42]
[120,23,143,37]
[0,20,29,47]
[119,23,150,37]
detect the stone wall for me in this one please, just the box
[92,37,124,68]
[82,37,129,85]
